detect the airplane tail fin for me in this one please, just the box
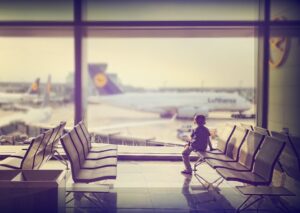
[88,63,122,95]
[27,78,40,95]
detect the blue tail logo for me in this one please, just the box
[94,73,108,88]
[28,78,40,94]
[88,63,122,95]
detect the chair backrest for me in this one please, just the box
[271,131,300,179]
[253,126,270,136]
[79,121,92,149]
[31,127,55,169]
[238,131,265,169]
[68,128,86,166]
[252,136,286,184]
[20,131,49,170]
[20,133,45,169]
[21,122,66,170]
[225,126,248,160]
[60,132,81,181]
[75,124,90,157]
[42,122,66,164]
[215,124,236,153]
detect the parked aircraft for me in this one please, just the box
[0,78,40,106]
[0,76,52,126]
[87,63,252,119]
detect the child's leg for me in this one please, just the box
[182,146,193,172]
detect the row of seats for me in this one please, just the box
[240,123,300,180]
[196,124,300,185]
[194,124,299,212]
[0,122,66,170]
[60,121,118,183]
[0,120,119,185]
[195,125,285,185]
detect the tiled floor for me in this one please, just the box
[58,161,295,213]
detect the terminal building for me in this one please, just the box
[0,0,299,212]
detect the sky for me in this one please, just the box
[0,37,256,89]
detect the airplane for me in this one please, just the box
[0,78,41,107]
[0,76,52,127]
[87,63,252,119]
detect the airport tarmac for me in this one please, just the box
[38,103,255,145]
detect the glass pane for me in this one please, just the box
[86,36,256,146]
[268,27,300,136]
[0,36,74,133]
[0,0,73,21]
[271,0,300,21]
[85,0,259,21]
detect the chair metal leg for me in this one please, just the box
[194,173,210,190]
[256,196,263,213]
[236,195,263,213]
[193,157,205,171]
[211,176,223,185]
[83,194,104,208]
[65,192,74,205]
[272,197,291,213]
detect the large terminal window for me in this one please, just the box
[86,34,257,145]
[0,0,271,147]
[82,0,260,146]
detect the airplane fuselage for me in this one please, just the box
[88,91,252,117]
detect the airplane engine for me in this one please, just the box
[176,106,209,119]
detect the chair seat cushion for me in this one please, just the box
[216,168,268,185]
[205,149,224,154]
[86,150,117,160]
[199,152,235,162]
[82,157,117,169]
[90,144,118,153]
[9,150,26,159]
[75,166,117,183]
[0,157,22,169]
[206,159,249,171]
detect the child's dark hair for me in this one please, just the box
[194,114,206,125]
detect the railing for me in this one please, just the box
[0,121,185,147]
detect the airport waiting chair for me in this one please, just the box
[195,126,248,167]
[68,128,117,170]
[40,122,67,166]
[78,121,117,153]
[207,124,236,155]
[271,131,300,179]
[60,131,117,183]
[194,125,236,170]
[206,131,265,171]
[7,122,65,159]
[221,134,294,213]
[0,122,66,170]
[74,123,117,160]
[0,136,38,169]
[0,132,48,169]
[235,185,295,213]
[215,136,286,186]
